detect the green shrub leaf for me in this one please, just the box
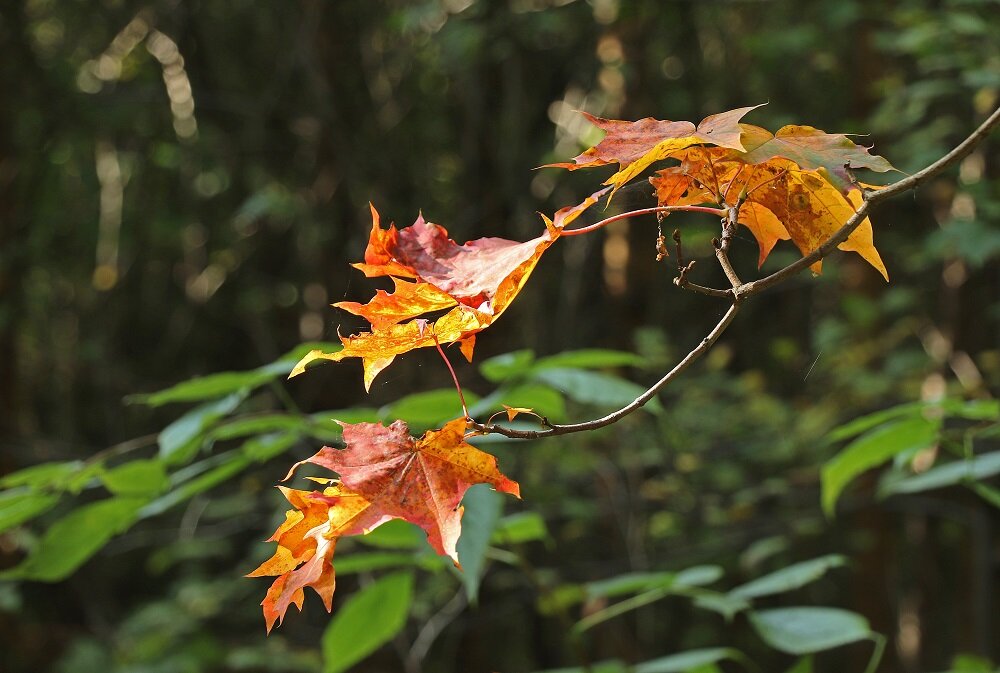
[322,571,414,673]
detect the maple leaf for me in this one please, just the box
[247,484,387,632]
[251,417,519,630]
[651,145,887,278]
[544,105,763,197]
[291,190,607,389]
[737,123,894,194]
[287,418,521,563]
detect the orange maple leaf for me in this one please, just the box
[247,484,387,632]
[543,106,763,198]
[290,189,607,389]
[287,418,520,562]
[250,418,520,630]
[650,142,888,278]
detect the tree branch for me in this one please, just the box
[469,303,740,439]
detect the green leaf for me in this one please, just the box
[380,389,480,430]
[749,607,871,655]
[491,512,550,545]
[210,414,308,441]
[468,383,567,422]
[573,588,670,634]
[586,572,676,599]
[334,552,443,575]
[531,368,661,412]
[158,392,245,465]
[0,461,83,490]
[934,654,998,673]
[307,409,380,441]
[0,490,61,534]
[941,399,999,421]
[63,462,108,494]
[573,566,723,634]
[969,482,1000,509]
[131,367,281,407]
[822,417,939,516]
[479,350,535,382]
[534,349,647,371]
[131,341,340,406]
[693,592,750,621]
[634,648,745,673]
[826,402,924,443]
[674,565,725,587]
[1,497,146,581]
[240,432,301,463]
[456,484,503,603]
[100,459,170,497]
[729,555,846,601]
[322,571,414,673]
[140,451,251,518]
[355,519,426,550]
[880,451,1000,497]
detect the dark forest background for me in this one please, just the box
[1,1,998,672]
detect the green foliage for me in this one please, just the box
[456,484,504,602]
[321,572,414,673]
[3,1,999,671]
[747,607,873,656]
[823,399,1000,514]
[1,498,146,582]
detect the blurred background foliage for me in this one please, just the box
[1,0,998,671]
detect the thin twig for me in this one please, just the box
[560,205,727,237]
[673,277,733,298]
[470,303,740,439]
[432,334,469,419]
[714,195,747,290]
[405,589,468,673]
[671,228,732,297]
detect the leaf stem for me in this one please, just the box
[560,205,727,237]
[432,334,469,419]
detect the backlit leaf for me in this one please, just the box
[291,191,607,390]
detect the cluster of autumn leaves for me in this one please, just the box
[252,105,893,629]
